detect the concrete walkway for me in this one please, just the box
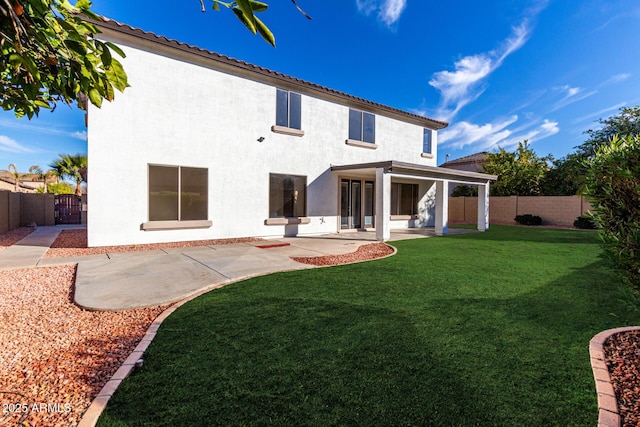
[0,226,471,311]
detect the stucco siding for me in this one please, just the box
[88,38,439,246]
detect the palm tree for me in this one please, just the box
[29,164,56,193]
[7,163,20,192]
[49,154,87,196]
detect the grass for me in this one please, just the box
[97,226,636,426]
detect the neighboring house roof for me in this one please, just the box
[91,17,448,131]
[0,176,45,193]
[440,152,488,170]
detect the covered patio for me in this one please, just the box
[331,161,497,241]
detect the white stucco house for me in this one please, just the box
[86,18,496,247]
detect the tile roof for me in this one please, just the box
[91,16,449,130]
[440,152,488,167]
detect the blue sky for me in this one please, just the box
[2,0,640,172]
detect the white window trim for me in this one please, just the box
[141,220,213,231]
[271,125,305,137]
[345,139,378,150]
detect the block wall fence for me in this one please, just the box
[0,191,55,233]
[449,195,593,227]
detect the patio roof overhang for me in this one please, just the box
[330,160,497,185]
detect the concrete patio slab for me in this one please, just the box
[74,252,229,310]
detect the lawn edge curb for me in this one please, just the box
[77,243,397,426]
[589,326,640,427]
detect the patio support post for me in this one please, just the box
[435,180,449,236]
[477,181,489,231]
[375,167,391,242]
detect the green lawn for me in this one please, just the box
[97,226,635,426]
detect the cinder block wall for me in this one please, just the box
[449,195,593,227]
[21,193,55,226]
[0,191,8,233]
[9,192,20,229]
[0,191,55,233]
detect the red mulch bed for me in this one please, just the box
[0,265,166,426]
[44,229,262,258]
[291,242,394,266]
[604,330,640,427]
[0,227,34,252]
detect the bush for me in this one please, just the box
[573,215,597,229]
[514,214,542,226]
[583,134,640,288]
[451,185,478,197]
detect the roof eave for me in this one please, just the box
[90,17,449,130]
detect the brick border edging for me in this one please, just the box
[589,326,640,427]
[77,243,397,426]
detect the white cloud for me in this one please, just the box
[0,118,86,140]
[0,135,35,153]
[439,116,518,150]
[356,0,407,26]
[429,19,534,121]
[440,116,559,151]
[572,102,627,125]
[600,73,631,87]
[550,85,597,112]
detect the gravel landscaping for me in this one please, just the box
[44,229,263,258]
[0,265,165,426]
[0,227,34,252]
[291,242,394,266]
[605,330,640,427]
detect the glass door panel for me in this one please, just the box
[351,181,361,229]
[364,181,374,228]
[340,180,349,229]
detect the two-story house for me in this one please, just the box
[86,18,496,247]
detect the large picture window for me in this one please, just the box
[269,173,306,218]
[276,89,302,130]
[391,183,419,216]
[348,109,375,143]
[149,165,208,222]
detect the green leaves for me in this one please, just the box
[1,0,129,117]
[583,134,640,288]
[208,0,279,47]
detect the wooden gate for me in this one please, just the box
[55,195,82,224]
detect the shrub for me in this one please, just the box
[515,214,542,226]
[451,185,478,197]
[573,215,597,229]
[583,134,640,288]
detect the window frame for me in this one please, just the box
[268,173,308,219]
[272,89,304,136]
[391,183,420,217]
[143,164,211,230]
[346,109,377,149]
[423,128,432,154]
[348,109,376,143]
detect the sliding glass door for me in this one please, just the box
[340,179,374,230]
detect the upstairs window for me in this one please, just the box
[276,89,302,130]
[348,109,375,143]
[423,129,433,154]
